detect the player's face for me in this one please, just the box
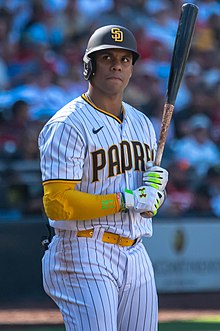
[91,49,133,96]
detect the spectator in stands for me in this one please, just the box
[20,118,44,161]
[0,100,29,160]
[159,160,195,217]
[204,165,220,217]
[171,113,220,178]
[0,0,220,218]
[185,183,215,217]
[0,57,9,88]
[173,81,217,139]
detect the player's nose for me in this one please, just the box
[111,59,122,71]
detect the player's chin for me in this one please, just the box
[105,78,127,92]
[106,78,124,86]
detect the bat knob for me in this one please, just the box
[141,211,154,218]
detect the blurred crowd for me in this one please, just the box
[1,0,220,219]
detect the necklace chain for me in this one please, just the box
[86,93,94,104]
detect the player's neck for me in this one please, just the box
[86,90,123,118]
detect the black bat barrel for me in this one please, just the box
[166,3,198,105]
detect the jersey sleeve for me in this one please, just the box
[38,121,86,182]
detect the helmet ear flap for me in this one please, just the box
[83,56,95,80]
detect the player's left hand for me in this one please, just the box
[122,186,165,216]
[143,161,168,191]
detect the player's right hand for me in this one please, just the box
[143,161,168,191]
[122,186,165,216]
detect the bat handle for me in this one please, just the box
[154,103,174,166]
[141,104,174,218]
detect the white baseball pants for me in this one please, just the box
[42,229,158,331]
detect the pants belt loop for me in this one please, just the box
[94,227,104,240]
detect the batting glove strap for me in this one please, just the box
[117,192,128,212]
[123,189,134,209]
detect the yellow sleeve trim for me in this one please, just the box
[43,179,81,184]
[43,181,121,221]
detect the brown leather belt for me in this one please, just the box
[77,229,135,247]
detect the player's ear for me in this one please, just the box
[83,55,96,80]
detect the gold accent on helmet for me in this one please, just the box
[111,28,123,42]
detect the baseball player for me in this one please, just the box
[38,25,168,331]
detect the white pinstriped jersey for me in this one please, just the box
[38,94,157,239]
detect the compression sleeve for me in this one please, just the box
[43,181,121,221]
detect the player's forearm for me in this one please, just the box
[43,181,121,221]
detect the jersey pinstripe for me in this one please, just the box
[39,94,159,331]
[42,228,158,331]
[38,94,157,239]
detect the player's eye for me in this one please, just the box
[102,54,111,61]
[122,57,130,63]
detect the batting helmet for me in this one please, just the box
[83,25,140,80]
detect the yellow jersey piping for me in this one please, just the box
[43,179,81,184]
[82,93,123,124]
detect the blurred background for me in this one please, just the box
[0,0,220,311]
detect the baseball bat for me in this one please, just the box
[155,3,198,166]
[145,3,198,217]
